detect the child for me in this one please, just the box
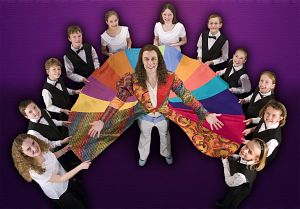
[101,10,132,56]
[240,71,276,120]
[216,48,251,98]
[19,99,81,171]
[64,25,100,88]
[217,138,268,209]
[197,13,229,72]
[242,100,287,164]
[153,3,187,51]
[12,134,91,209]
[18,99,69,148]
[42,57,80,121]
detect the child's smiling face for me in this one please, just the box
[233,50,247,68]
[47,65,61,81]
[68,31,83,49]
[106,15,119,29]
[263,106,283,126]
[259,74,275,94]
[208,17,222,35]
[24,102,41,120]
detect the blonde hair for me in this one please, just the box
[12,134,49,182]
[249,138,268,171]
[259,100,287,127]
[208,13,223,24]
[44,57,62,71]
[260,70,276,92]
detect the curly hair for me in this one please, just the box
[135,44,168,90]
[12,134,49,182]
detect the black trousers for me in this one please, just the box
[219,185,251,209]
[52,178,87,209]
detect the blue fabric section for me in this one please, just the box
[169,76,228,102]
[163,45,182,72]
[169,89,243,115]
[125,48,140,72]
[200,89,243,115]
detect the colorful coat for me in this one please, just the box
[68,46,244,161]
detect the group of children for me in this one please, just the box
[11,2,288,209]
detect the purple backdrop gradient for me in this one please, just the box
[0,0,299,209]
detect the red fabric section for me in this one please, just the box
[169,106,245,144]
[156,73,175,110]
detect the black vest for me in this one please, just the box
[222,60,246,88]
[43,77,71,109]
[246,88,275,118]
[252,120,282,163]
[65,43,96,78]
[228,156,257,188]
[28,109,63,141]
[201,30,228,71]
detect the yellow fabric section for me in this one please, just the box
[175,55,202,82]
[71,94,137,113]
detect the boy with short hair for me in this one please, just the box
[216,48,251,97]
[19,99,81,171]
[18,99,70,147]
[197,13,229,72]
[42,57,80,120]
[64,25,100,88]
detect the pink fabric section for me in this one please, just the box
[170,107,245,144]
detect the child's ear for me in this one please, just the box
[25,115,29,119]
[68,36,71,42]
[271,83,276,90]
[219,23,223,28]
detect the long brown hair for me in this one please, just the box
[159,3,178,24]
[135,44,168,90]
[12,134,49,182]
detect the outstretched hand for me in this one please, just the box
[205,113,224,130]
[88,120,104,138]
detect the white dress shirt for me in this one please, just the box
[64,44,100,82]
[197,31,229,65]
[222,155,248,187]
[42,78,75,113]
[27,112,63,149]
[257,121,280,157]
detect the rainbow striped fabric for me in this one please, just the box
[68,46,245,161]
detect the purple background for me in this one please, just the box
[1,0,299,208]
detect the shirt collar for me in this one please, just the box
[47,77,58,85]
[233,64,243,71]
[264,121,280,129]
[259,91,272,97]
[71,44,83,52]
[209,31,221,38]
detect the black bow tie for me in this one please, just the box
[208,35,216,40]
[76,47,84,54]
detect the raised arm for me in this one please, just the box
[88,73,133,137]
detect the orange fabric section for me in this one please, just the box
[92,61,121,90]
[174,55,201,82]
